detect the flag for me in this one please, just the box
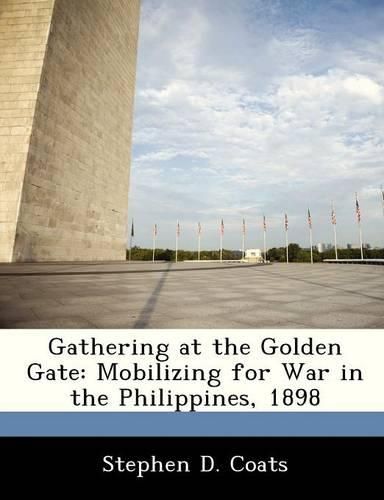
[307,209,312,229]
[176,221,180,237]
[263,215,266,231]
[331,206,337,225]
[284,213,288,231]
[242,218,246,235]
[355,193,361,223]
[131,220,134,238]
[220,219,224,235]
[198,222,202,235]
[153,224,158,237]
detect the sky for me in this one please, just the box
[128,0,384,251]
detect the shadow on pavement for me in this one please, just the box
[133,263,172,328]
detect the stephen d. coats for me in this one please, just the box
[102,455,288,477]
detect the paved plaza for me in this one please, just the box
[0,261,383,328]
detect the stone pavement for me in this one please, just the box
[0,261,383,329]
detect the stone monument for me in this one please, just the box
[0,0,140,261]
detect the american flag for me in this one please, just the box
[198,222,202,235]
[284,213,288,231]
[153,224,158,237]
[220,219,224,235]
[176,221,180,237]
[331,205,337,225]
[242,218,246,235]
[131,220,134,237]
[307,209,312,229]
[263,215,266,231]
[355,193,361,223]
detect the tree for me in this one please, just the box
[288,243,301,261]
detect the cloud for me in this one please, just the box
[129,0,384,249]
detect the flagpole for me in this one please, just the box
[263,216,267,263]
[309,226,313,264]
[198,223,201,261]
[263,229,267,262]
[359,223,363,260]
[333,223,338,260]
[175,221,179,263]
[286,229,289,263]
[285,214,289,264]
[355,193,364,261]
[129,219,134,262]
[152,225,156,263]
[332,202,338,260]
[308,209,313,264]
[220,219,223,262]
[220,232,223,262]
[242,219,245,260]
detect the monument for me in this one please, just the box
[0,0,140,262]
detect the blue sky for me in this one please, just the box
[129,0,384,251]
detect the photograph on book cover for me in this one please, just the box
[0,0,384,331]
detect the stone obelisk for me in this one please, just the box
[0,0,140,262]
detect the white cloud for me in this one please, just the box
[342,74,383,104]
